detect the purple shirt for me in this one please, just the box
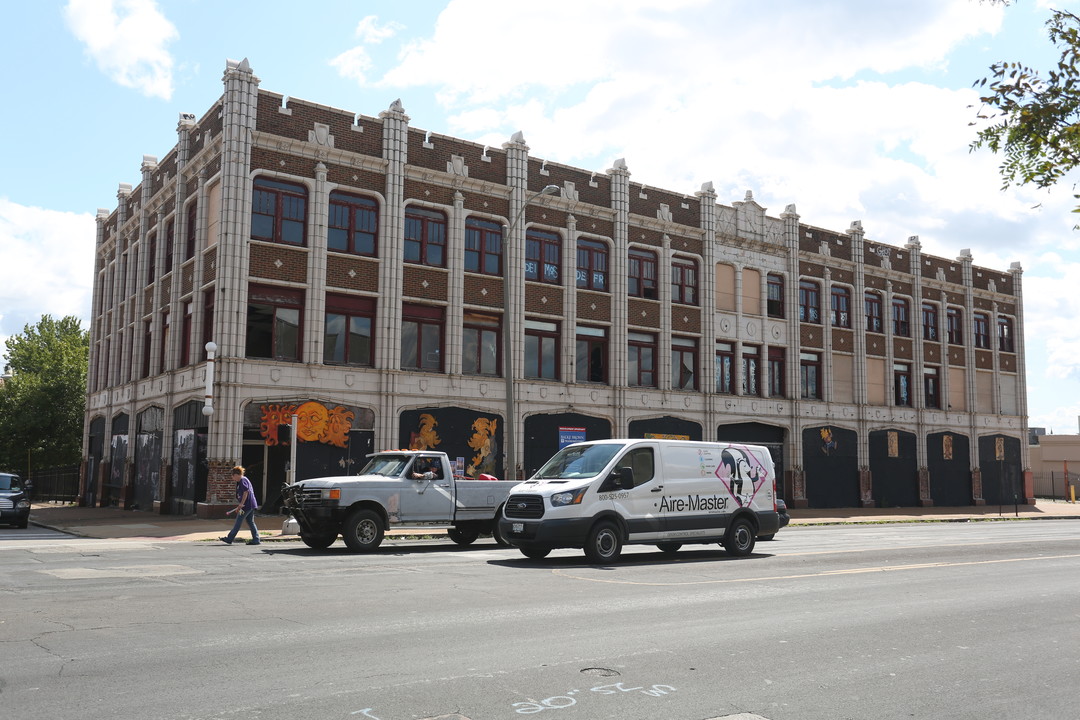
[235,476,258,510]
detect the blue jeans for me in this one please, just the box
[226,507,260,543]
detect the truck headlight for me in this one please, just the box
[16,500,30,510]
[550,488,587,507]
[323,488,340,501]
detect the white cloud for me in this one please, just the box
[330,16,404,85]
[0,199,95,352]
[63,0,178,100]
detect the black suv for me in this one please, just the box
[0,472,30,528]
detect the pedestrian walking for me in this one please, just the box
[220,465,261,545]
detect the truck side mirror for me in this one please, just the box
[613,466,635,489]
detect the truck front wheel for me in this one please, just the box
[584,521,623,563]
[343,509,384,552]
[301,531,337,550]
[447,527,480,546]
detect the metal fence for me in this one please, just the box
[28,464,80,503]
[1032,471,1077,500]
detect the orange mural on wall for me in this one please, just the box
[409,413,441,450]
[259,401,355,448]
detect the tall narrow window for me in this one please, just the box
[894,363,912,406]
[715,341,734,394]
[947,307,963,344]
[526,229,561,284]
[525,319,559,380]
[202,290,215,361]
[628,249,658,299]
[328,192,378,256]
[997,315,1014,352]
[251,177,307,246]
[146,232,157,284]
[324,294,375,366]
[831,286,851,328]
[922,302,939,341]
[401,304,444,371]
[671,259,698,305]
[405,207,447,267]
[799,280,821,323]
[164,219,175,275]
[672,336,697,390]
[159,311,170,372]
[464,217,502,275]
[768,347,785,397]
[627,331,657,387]
[184,201,198,261]
[742,345,760,396]
[892,297,910,336]
[462,312,500,376]
[767,274,784,318]
[865,291,883,333]
[576,325,608,383]
[924,366,940,409]
[973,312,991,349]
[142,319,152,379]
[576,239,608,291]
[246,285,303,361]
[800,352,821,399]
[180,301,193,366]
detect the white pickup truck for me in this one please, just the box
[282,450,516,552]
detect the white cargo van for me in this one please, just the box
[498,439,780,562]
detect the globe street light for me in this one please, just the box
[503,184,560,481]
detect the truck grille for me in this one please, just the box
[284,486,332,509]
[0,499,12,510]
[504,494,545,519]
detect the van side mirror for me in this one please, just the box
[612,466,635,489]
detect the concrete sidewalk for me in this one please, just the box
[25,498,1080,542]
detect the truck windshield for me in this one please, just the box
[359,455,410,477]
[534,444,624,480]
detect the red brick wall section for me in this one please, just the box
[326,255,380,293]
[577,293,611,322]
[525,284,564,316]
[249,244,308,283]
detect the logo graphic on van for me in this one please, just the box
[717,446,770,508]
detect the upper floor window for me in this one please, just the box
[184,201,198,261]
[671,259,698,305]
[922,302,939,341]
[627,331,657,387]
[865,291,883,333]
[164,219,175,275]
[525,319,559,380]
[742,344,761,396]
[401,304,444,371]
[328,192,378,256]
[146,232,157,285]
[998,315,1014,352]
[180,301,193,367]
[799,280,821,323]
[141,319,152,379]
[576,239,608,292]
[202,289,215,361]
[924,366,941,409]
[715,341,735,394]
[576,325,608,384]
[628,248,658,299]
[405,207,447,267]
[767,274,784,318]
[973,312,991,349]
[251,177,307,246]
[672,336,697,390]
[892,297,910,337]
[526,229,561,284]
[800,351,821,399]
[246,284,303,362]
[894,363,912,406]
[947,307,964,344]
[831,286,851,328]
[768,347,785,397]
[462,312,500,376]
[324,293,375,366]
[464,217,502,275]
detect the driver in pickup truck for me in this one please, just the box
[410,458,442,480]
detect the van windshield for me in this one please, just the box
[534,444,624,480]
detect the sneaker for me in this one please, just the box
[219,536,233,544]
[246,539,261,545]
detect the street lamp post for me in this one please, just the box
[503,184,560,481]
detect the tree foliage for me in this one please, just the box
[0,315,89,475]
[970,8,1080,220]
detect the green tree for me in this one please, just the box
[970,7,1080,222]
[0,315,89,476]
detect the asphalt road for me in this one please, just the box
[2,521,1079,720]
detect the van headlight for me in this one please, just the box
[550,488,587,507]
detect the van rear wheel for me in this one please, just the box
[520,546,551,559]
[723,517,756,557]
[585,521,622,563]
[656,542,682,553]
[447,527,480,546]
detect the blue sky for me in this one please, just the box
[2,0,1079,432]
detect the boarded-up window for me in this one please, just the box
[206,181,222,248]
[948,367,966,411]
[832,353,854,403]
[866,357,886,405]
[975,370,993,413]
[716,263,736,311]
[742,268,761,316]
[999,373,1017,415]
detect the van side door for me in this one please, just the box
[602,445,664,541]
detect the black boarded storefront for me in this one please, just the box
[802,425,860,508]
[869,429,919,508]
